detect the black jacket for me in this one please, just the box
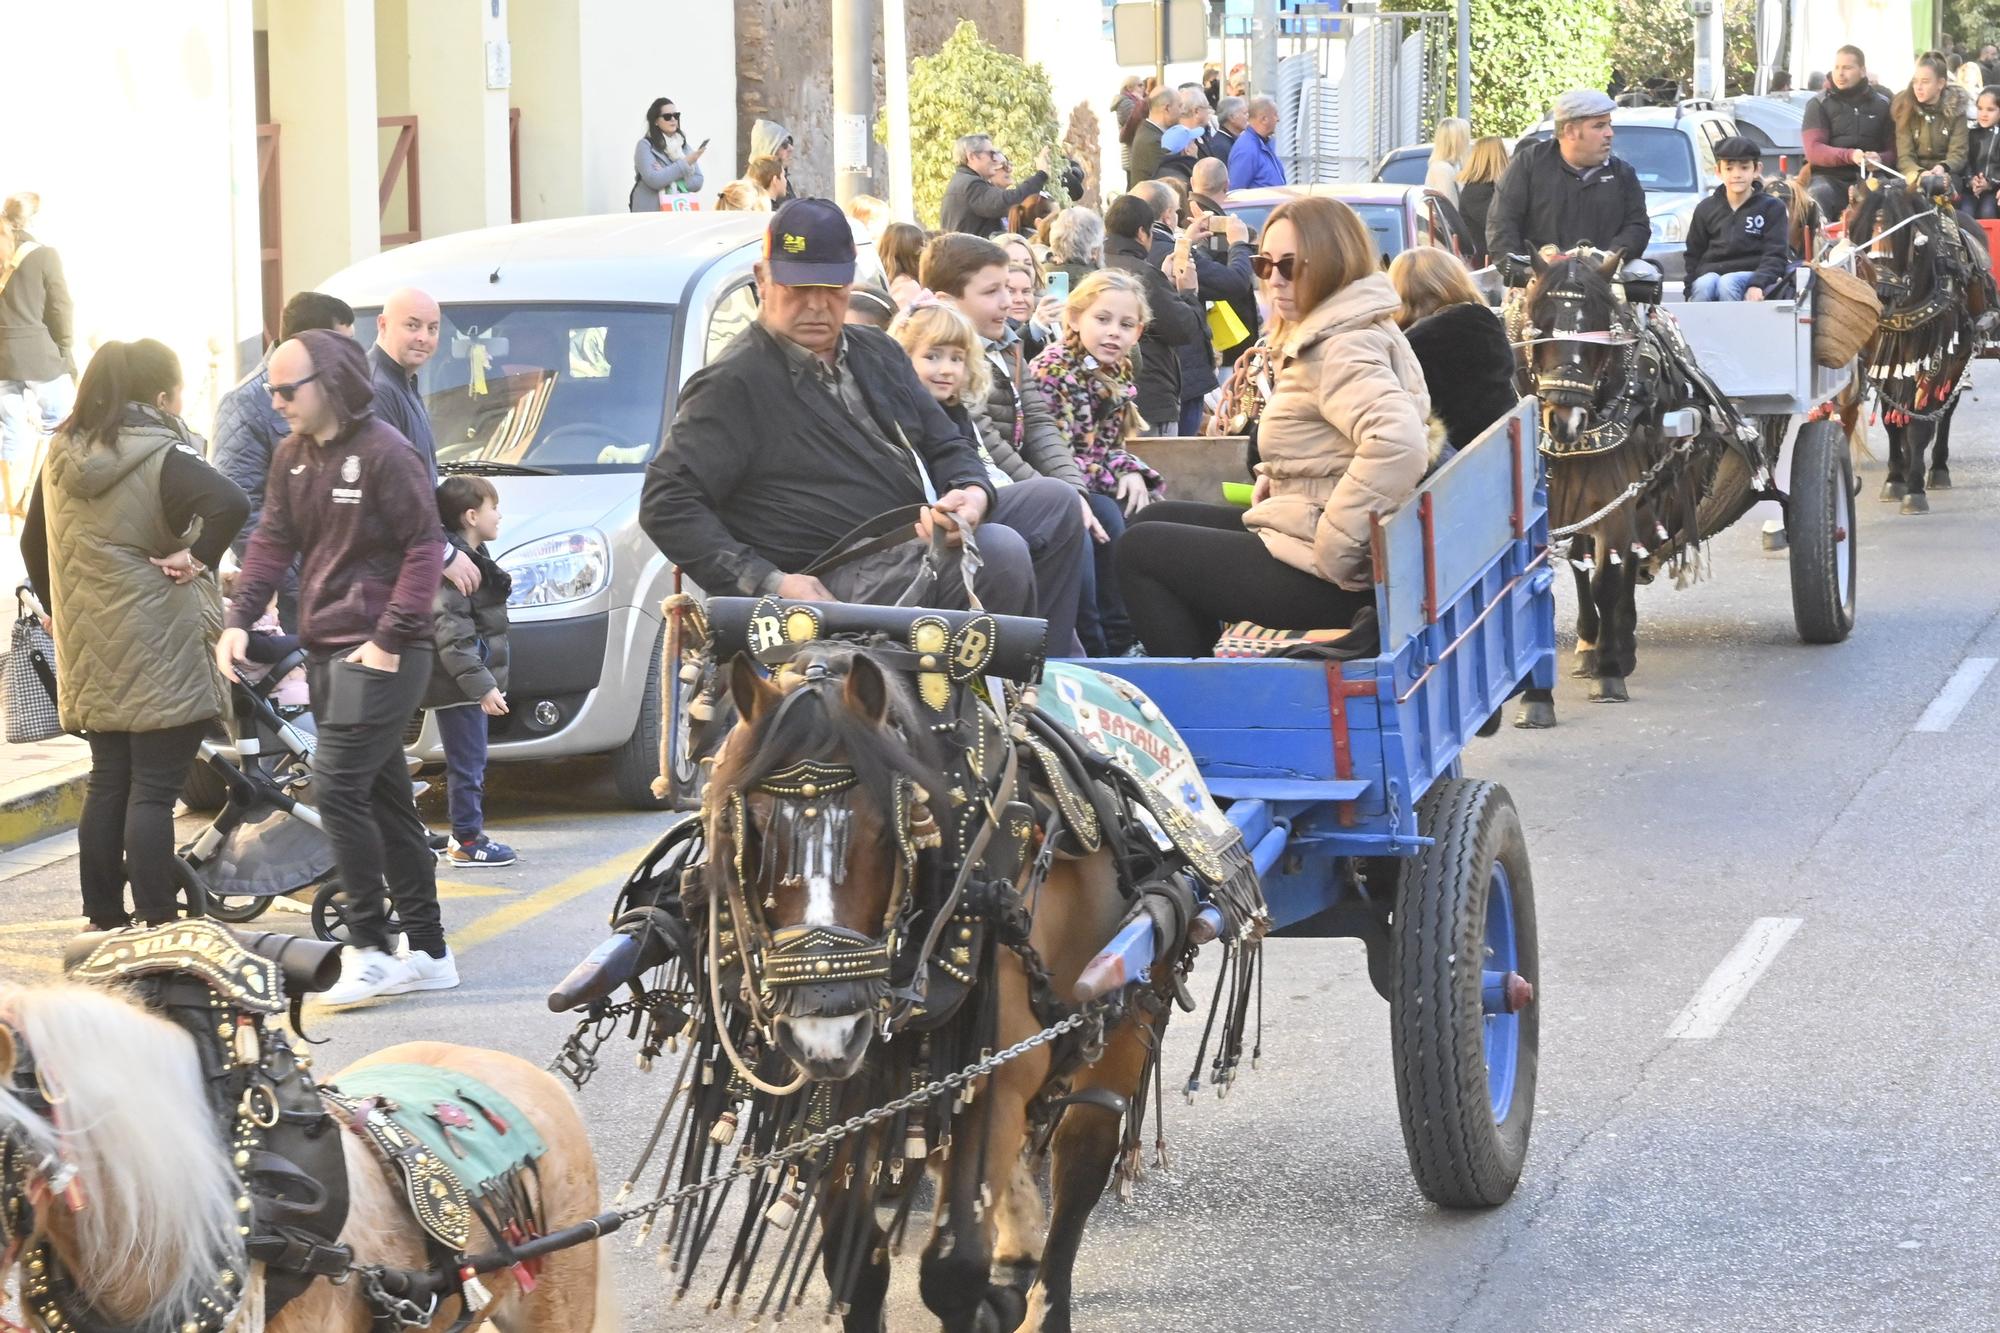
[1154,153,1195,187]
[424,534,512,709]
[938,163,1050,238]
[1457,180,1496,262]
[1970,124,2000,199]
[1683,182,1790,296]
[0,243,73,383]
[1202,128,1238,165]
[1402,305,1519,451]
[640,323,995,596]
[1102,232,1203,427]
[1487,137,1651,265]
[1145,223,1253,402]
[1802,80,1896,187]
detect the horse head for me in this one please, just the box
[1848,181,1939,313]
[708,647,943,1081]
[1522,249,1629,447]
[0,984,246,1331]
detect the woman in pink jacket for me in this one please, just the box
[1116,196,1430,656]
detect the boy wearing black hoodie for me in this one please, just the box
[1684,136,1791,301]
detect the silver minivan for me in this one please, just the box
[322,213,780,806]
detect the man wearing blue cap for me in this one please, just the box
[640,198,1087,647]
[1487,88,1651,274]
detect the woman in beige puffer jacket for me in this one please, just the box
[1117,196,1430,655]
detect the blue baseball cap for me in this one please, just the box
[763,198,857,287]
[1161,125,1201,155]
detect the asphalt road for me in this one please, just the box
[6,369,2000,1330]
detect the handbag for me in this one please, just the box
[5,586,62,744]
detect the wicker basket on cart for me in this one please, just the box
[1811,263,1880,368]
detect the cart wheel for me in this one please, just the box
[660,615,707,812]
[1787,418,1857,644]
[203,893,274,924]
[1391,778,1538,1208]
[310,883,402,945]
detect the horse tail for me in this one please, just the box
[0,984,245,1327]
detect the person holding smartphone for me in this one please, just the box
[630,96,707,211]
[218,329,455,1008]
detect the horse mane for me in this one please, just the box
[717,645,946,815]
[0,983,245,1325]
[1849,183,1939,307]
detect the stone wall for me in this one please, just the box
[733,0,1023,198]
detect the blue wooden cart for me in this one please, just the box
[1081,397,1556,1207]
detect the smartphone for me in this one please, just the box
[1045,269,1070,301]
[698,138,710,151]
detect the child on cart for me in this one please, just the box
[1683,135,1791,302]
[425,476,516,868]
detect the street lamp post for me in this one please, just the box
[831,0,875,206]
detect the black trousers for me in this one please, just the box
[308,646,445,956]
[80,720,210,930]
[1116,501,1375,657]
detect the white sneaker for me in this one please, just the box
[387,946,461,995]
[318,947,413,1007]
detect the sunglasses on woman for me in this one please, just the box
[1250,253,1301,280]
[658,111,680,122]
[268,372,320,402]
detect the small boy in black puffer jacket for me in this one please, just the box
[425,475,515,867]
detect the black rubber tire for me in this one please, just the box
[1391,779,1539,1208]
[202,891,274,924]
[609,623,670,810]
[1787,418,1857,644]
[310,882,401,945]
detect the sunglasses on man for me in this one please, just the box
[1250,253,1302,280]
[268,372,321,402]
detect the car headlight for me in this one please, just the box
[1651,213,1687,243]
[499,530,608,609]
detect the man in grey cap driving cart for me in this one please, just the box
[1487,88,1652,275]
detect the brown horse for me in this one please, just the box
[0,981,610,1333]
[677,644,1209,1332]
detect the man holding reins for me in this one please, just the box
[1487,88,1650,276]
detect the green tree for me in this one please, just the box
[1608,0,1761,97]
[880,20,1065,229]
[1410,0,1617,134]
[1945,0,2000,51]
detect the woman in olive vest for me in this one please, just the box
[22,340,248,930]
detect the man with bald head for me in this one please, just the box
[371,286,479,599]
[220,329,457,1007]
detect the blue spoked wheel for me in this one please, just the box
[1390,779,1539,1208]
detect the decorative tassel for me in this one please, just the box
[459,1267,493,1314]
[708,1109,739,1146]
[903,1126,927,1161]
[233,1017,260,1067]
[764,1182,804,1231]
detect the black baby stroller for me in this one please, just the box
[173,634,337,924]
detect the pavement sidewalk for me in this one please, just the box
[0,533,91,852]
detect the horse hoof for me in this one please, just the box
[1478,708,1503,737]
[1929,466,1953,489]
[1901,492,1931,515]
[1588,677,1629,703]
[1880,480,1906,501]
[1569,648,1598,679]
[1513,700,1558,729]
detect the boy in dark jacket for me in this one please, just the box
[1685,136,1791,301]
[425,475,516,867]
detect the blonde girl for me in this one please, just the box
[1426,116,1472,203]
[1029,268,1161,654]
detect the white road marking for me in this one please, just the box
[1666,917,1804,1040]
[1913,657,1997,732]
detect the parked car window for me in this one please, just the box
[1226,200,1407,256]
[706,282,759,362]
[1603,127,1699,191]
[1375,149,1431,185]
[355,302,675,473]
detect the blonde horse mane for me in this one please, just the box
[0,982,245,1325]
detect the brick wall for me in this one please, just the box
[733,0,1024,198]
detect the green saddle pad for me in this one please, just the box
[331,1062,547,1196]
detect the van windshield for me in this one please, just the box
[355,302,676,473]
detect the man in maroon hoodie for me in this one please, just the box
[216,328,454,1006]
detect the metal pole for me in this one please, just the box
[882,0,914,223]
[1154,0,1166,90]
[831,0,875,207]
[1456,0,1472,120]
[1254,0,1279,96]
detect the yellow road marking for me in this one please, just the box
[0,917,84,937]
[452,845,644,951]
[0,948,61,975]
[435,880,515,900]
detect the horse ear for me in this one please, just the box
[1531,250,1552,277]
[843,654,890,726]
[728,653,780,724]
[1597,248,1626,279]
